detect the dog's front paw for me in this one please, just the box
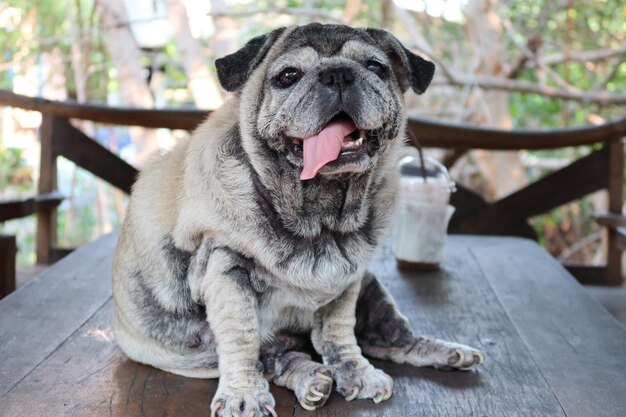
[334,364,393,404]
[211,380,276,417]
[294,365,334,411]
[432,341,486,371]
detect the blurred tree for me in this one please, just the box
[164,0,223,109]
[96,0,158,166]
[466,0,528,199]
[210,0,239,59]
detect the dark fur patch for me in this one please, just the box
[162,235,191,281]
[321,342,344,367]
[365,28,435,94]
[242,149,375,277]
[132,274,211,351]
[225,265,252,289]
[260,331,311,375]
[355,273,415,348]
[285,24,371,57]
[216,27,287,92]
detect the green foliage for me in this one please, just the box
[531,195,601,263]
[0,147,32,192]
[504,0,625,127]
[0,0,71,89]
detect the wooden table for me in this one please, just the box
[1,233,625,417]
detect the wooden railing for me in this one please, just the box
[0,90,625,296]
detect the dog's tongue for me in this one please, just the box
[300,119,356,180]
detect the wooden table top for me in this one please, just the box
[1,233,625,417]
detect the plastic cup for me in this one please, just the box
[393,154,455,270]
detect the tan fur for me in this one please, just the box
[113,24,484,416]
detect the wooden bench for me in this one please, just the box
[0,192,65,296]
[1,233,625,416]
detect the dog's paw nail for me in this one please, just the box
[449,349,465,366]
[306,393,323,402]
[211,401,223,417]
[383,387,392,400]
[373,386,392,404]
[299,400,316,411]
[345,387,360,401]
[264,404,277,417]
[315,370,333,383]
[474,351,486,365]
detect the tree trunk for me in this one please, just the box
[210,0,238,59]
[96,0,158,166]
[466,0,527,199]
[164,0,223,109]
[343,0,363,24]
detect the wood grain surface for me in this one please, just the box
[471,236,626,417]
[1,234,625,416]
[0,233,117,397]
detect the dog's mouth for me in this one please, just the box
[289,112,383,180]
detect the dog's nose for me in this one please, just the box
[319,67,355,87]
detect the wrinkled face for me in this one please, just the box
[259,38,402,178]
[217,24,434,181]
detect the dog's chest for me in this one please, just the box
[242,228,375,343]
[256,285,341,341]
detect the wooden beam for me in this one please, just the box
[449,184,492,233]
[618,229,626,251]
[409,113,626,150]
[0,192,64,222]
[2,90,626,149]
[53,119,139,194]
[442,148,468,168]
[49,247,75,263]
[0,199,36,222]
[0,90,207,131]
[565,265,609,285]
[36,116,58,265]
[0,235,16,298]
[494,147,609,220]
[595,212,626,229]
[606,140,624,285]
[447,184,537,239]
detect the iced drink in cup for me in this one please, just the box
[393,154,455,270]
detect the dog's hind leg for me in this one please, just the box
[355,273,485,370]
[260,332,333,411]
[113,309,220,378]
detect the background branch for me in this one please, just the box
[433,73,626,105]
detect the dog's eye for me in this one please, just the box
[276,68,301,88]
[366,60,386,78]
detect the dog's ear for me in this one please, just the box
[215,27,287,92]
[365,28,435,94]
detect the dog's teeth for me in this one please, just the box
[356,137,363,145]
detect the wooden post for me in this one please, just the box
[0,234,17,298]
[606,139,624,285]
[36,115,58,265]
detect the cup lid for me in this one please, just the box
[398,151,456,192]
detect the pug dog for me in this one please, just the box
[112,23,485,417]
